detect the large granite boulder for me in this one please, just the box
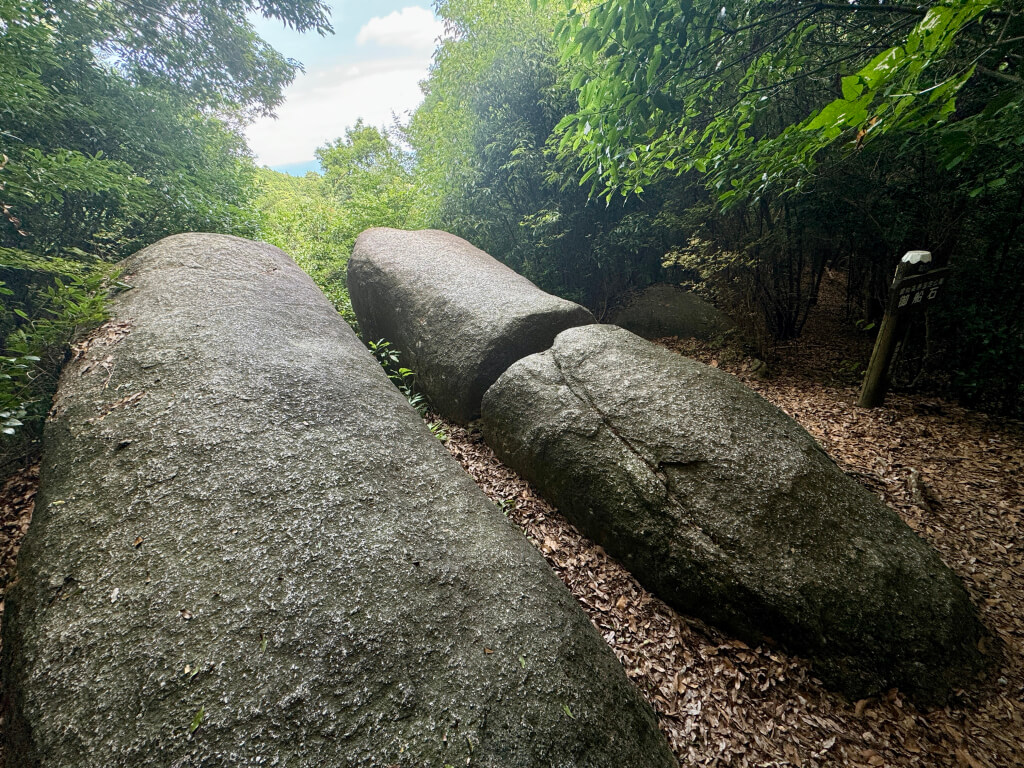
[481,324,987,701]
[611,283,734,341]
[348,228,595,424]
[1,235,674,768]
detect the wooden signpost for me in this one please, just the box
[858,251,949,409]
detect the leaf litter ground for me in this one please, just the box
[431,315,1022,767]
[0,321,1021,766]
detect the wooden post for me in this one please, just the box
[858,251,948,408]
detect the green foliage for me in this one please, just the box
[32,0,332,117]
[408,0,671,309]
[0,0,312,265]
[5,272,111,366]
[253,122,421,326]
[409,0,562,225]
[933,184,1024,412]
[367,339,427,415]
[0,347,34,436]
[554,0,1018,204]
[0,0,323,259]
[252,169,356,321]
[0,0,330,261]
[427,420,449,443]
[531,0,1024,409]
[0,0,328,463]
[0,263,111,455]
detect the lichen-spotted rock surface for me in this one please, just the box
[1,234,674,768]
[481,324,987,702]
[348,228,595,424]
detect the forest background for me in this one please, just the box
[2,0,1023,465]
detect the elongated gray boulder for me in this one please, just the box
[482,324,987,701]
[1,234,674,768]
[348,228,595,424]
[611,283,734,341]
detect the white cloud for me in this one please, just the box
[245,6,450,168]
[356,6,445,53]
[246,56,430,167]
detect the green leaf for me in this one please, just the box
[841,76,864,102]
[650,92,677,113]
[646,45,663,87]
[982,89,1017,118]
[189,705,205,733]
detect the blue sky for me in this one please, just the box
[246,3,445,174]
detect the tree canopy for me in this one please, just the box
[33,0,332,114]
[553,0,1022,205]
[0,0,330,451]
[1,0,332,265]
[405,0,1024,414]
[254,121,421,326]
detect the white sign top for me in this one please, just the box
[902,250,933,265]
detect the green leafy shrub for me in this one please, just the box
[0,262,112,463]
[253,122,423,329]
[367,339,428,416]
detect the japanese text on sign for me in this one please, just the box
[891,270,948,312]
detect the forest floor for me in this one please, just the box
[432,287,1023,768]
[0,284,1021,766]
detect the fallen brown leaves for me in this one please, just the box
[0,462,37,653]
[0,308,1020,765]
[435,333,1023,767]
[0,461,38,759]
[84,390,147,424]
[68,320,132,364]
[49,320,133,421]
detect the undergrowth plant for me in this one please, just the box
[0,264,112,460]
[366,337,450,442]
[368,338,427,415]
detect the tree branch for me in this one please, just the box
[815,2,929,16]
[977,64,1023,84]
[815,2,1008,19]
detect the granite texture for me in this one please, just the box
[1,234,674,768]
[482,324,988,702]
[348,228,595,424]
